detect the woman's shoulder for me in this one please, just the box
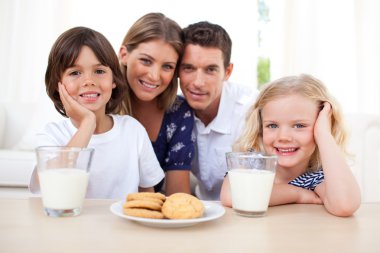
[166,96,193,119]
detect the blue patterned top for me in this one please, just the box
[288,169,324,191]
[152,96,195,172]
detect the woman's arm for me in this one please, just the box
[165,171,191,195]
[314,102,361,217]
[162,97,194,195]
[138,187,155,192]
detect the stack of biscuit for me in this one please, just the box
[123,192,205,219]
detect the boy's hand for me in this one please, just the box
[58,82,95,124]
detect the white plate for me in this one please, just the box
[110,200,225,228]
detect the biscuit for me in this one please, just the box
[162,193,204,219]
[124,208,164,219]
[127,192,166,202]
[123,199,162,211]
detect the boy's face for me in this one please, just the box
[60,46,115,115]
[179,44,232,120]
[261,94,318,173]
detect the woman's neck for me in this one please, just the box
[131,96,164,141]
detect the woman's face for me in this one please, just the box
[120,39,178,102]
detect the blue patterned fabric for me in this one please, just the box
[152,96,195,172]
[288,169,324,191]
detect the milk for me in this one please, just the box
[39,168,89,210]
[229,168,275,214]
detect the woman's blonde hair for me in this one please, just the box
[234,74,349,172]
[118,13,183,116]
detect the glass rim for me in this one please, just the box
[225,151,277,159]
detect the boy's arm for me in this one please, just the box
[59,83,95,148]
[314,102,361,217]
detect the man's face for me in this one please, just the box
[179,44,232,118]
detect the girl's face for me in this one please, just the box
[261,94,319,173]
[120,39,178,102]
[61,46,115,115]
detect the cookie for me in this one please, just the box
[123,199,162,211]
[124,208,164,219]
[162,193,204,219]
[127,192,166,202]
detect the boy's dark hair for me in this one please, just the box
[182,21,232,69]
[45,26,127,117]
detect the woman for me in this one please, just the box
[118,13,194,195]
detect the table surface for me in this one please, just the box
[0,197,379,253]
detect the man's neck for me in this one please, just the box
[195,96,221,127]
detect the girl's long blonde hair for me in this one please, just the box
[234,74,349,172]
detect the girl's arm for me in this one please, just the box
[314,102,361,217]
[59,83,96,148]
[220,176,232,207]
[270,184,322,206]
[220,176,322,207]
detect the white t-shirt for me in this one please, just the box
[192,81,258,200]
[30,114,164,199]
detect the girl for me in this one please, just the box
[30,27,164,199]
[118,13,194,195]
[220,74,361,217]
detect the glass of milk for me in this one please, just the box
[36,146,94,217]
[226,152,277,217]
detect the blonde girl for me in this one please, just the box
[220,74,361,217]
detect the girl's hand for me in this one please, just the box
[314,101,332,142]
[296,187,323,205]
[58,82,95,125]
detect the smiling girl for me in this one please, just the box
[30,27,164,199]
[220,74,361,217]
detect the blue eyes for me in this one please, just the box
[265,124,306,129]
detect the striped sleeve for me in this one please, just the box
[288,170,324,191]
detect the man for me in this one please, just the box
[179,21,258,200]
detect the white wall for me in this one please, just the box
[0,0,258,104]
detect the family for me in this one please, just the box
[29,12,361,217]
